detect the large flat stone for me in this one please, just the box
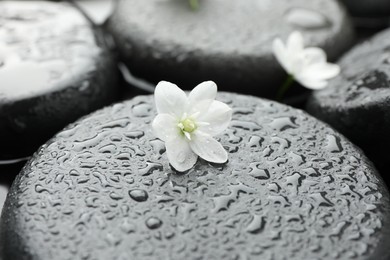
[107,0,354,98]
[0,1,119,160]
[1,93,390,259]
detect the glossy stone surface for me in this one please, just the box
[307,28,390,179]
[1,93,390,260]
[0,1,118,159]
[107,0,354,98]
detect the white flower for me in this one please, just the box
[152,81,232,172]
[272,31,340,89]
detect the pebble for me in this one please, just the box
[0,1,119,160]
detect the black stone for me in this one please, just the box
[307,28,390,183]
[0,1,119,160]
[341,0,390,18]
[1,93,390,260]
[107,0,354,99]
[340,0,390,30]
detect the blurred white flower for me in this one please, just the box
[152,81,232,172]
[0,44,8,66]
[272,31,340,89]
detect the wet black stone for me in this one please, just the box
[340,0,390,30]
[341,0,390,18]
[1,93,390,260]
[307,28,390,182]
[0,1,119,160]
[107,0,354,99]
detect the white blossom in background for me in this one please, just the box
[0,44,8,66]
[152,81,232,172]
[272,31,340,89]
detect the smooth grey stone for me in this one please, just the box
[1,93,390,260]
[0,1,118,160]
[107,0,354,98]
[307,28,390,180]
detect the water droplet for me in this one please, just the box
[248,135,264,148]
[139,161,163,176]
[325,134,343,153]
[285,8,331,29]
[145,217,162,229]
[35,184,51,194]
[248,163,270,180]
[246,215,266,234]
[233,107,254,115]
[267,182,280,193]
[150,139,166,154]
[109,192,124,200]
[128,189,148,202]
[125,130,145,139]
[310,192,334,207]
[289,152,306,166]
[73,132,108,152]
[269,117,298,131]
[98,118,130,130]
[132,102,152,117]
[212,182,255,213]
[231,120,261,131]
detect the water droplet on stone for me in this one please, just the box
[128,189,148,202]
[248,163,270,180]
[139,161,163,176]
[145,217,162,229]
[248,135,264,148]
[325,134,343,153]
[132,102,152,117]
[231,120,261,131]
[246,215,266,234]
[269,117,298,131]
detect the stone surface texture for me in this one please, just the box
[107,0,354,98]
[0,1,118,159]
[1,93,390,260]
[307,28,390,176]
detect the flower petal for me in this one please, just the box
[272,38,290,73]
[303,47,326,65]
[296,77,328,90]
[154,81,187,117]
[306,63,340,80]
[190,132,228,163]
[287,31,304,56]
[188,81,217,115]
[197,100,232,136]
[298,63,340,84]
[166,137,198,172]
[152,114,178,142]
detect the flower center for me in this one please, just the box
[178,117,197,140]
